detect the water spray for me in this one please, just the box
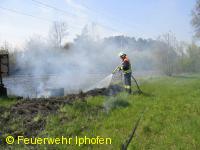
[112,65,143,94]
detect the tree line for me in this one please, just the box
[2,0,200,76]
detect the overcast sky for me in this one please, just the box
[0,0,196,47]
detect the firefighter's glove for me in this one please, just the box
[118,66,123,71]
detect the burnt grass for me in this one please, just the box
[0,85,123,142]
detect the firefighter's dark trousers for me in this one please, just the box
[124,72,132,93]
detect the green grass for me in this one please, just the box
[36,76,200,149]
[0,97,17,107]
[2,76,200,149]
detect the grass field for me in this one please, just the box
[1,75,200,149]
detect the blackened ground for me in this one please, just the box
[84,84,123,96]
[0,84,123,142]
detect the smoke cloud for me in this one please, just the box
[4,25,165,98]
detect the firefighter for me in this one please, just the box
[118,52,132,93]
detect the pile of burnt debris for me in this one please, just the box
[26,84,123,101]
[0,85,123,142]
[86,84,123,96]
[0,100,59,140]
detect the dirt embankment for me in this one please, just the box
[0,85,123,141]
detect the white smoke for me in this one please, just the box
[4,25,161,98]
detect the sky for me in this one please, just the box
[0,0,197,47]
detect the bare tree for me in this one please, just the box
[192,0,200,38]
[49,21,68,48]
[156,31,178,76]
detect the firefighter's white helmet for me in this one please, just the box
[118,51,126,57]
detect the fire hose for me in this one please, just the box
[131,75,143,94]
[112,66,143,94]
[121,108,146,150]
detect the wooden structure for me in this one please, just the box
[0,50,9,97]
